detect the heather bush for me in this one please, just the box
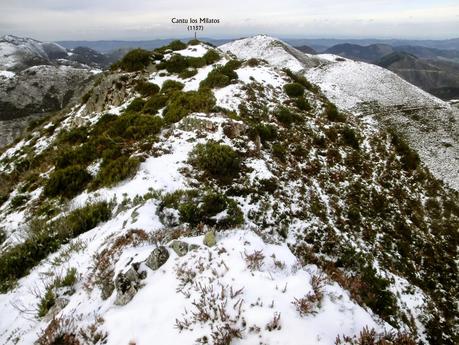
[179,68,198,79]
[275,107,301,126]
[161,79,185,94]
[0,202,111,292]
[91,156,140,189]
[203,49,221,64]
[189,140,241,180]
[284,82,305,97]
[44,165,91,199]
[112,48,152,72]
[163,89,215,124]
[143,94,168,114]
[125,98,146,112]
[135,80,160,97]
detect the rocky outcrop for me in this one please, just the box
[83,72,139,114]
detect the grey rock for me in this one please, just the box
[83,72,138,115]
[170,241,189,257]
[113,264,144,306]
[189,244,200,251]
[203,230,217,247]
[145,246,170,270]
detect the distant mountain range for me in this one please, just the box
[317,43,459,100]
[286,38,459,52]
[56,37,459,54]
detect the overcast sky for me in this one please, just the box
[0,0,458,41]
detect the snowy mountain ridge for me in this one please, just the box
[0,37,457,345]
[221,35,459,191]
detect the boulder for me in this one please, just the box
[170,240,189,257]
[145,246,170,270]
[203,230,217,247]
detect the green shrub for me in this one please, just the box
[272,143,287,161]
[222,60,242,74]
[60,267,78,287]
[163,89,215,124]
[54,144,97,169]
[0,192,9,207]
[112,48,152,72]
[161,54,188,73]
[390,131,420,171]
[188,39,200,46]
[247,58,261,67]
[186,56,207,68]
[44,165,91,199]
[284,82,305,97]
[200,68,231,89]
[106,113,163,140]
[125,98,146,112]
[161,79,185,94]
[282,68,318,93]
[203,49,221,64]
[92,156,140,189]
[251,124,277,142]
[179,68,198,79]
[143,94,168,114]
[189,141,241,180]
[167,40,187,51]
[295,98,311,111]
[326,102,345,122]
[0,202,111,292]
[135,80,160,97]
[56,127,88,145]
[168,191,243,228]
[38,288,55,317]
[341,127,360,150]
[10,194,30,208]
[275,107,301,126]
[200,62,239,89]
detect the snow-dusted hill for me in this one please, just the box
[0,35,68,71]
[0,38,457,345]
[221,35,459,191]
[0,35,104,146]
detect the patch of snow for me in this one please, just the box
[174,44,209,58]
[237,65,286,88]
[0,70,15,78]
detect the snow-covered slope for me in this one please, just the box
[0,39,457,345]
[220,35,324,72]
[0,35,67,71]
[220,35,459,191]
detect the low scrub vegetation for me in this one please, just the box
[282,68,318,93]
[111,48,152,72]
[159,189,243,228]
[200,60,240,89]
[135,80,160,97]
[274,107,302,127]
[283,82,305,97]
[0,202,111,292]
[189,141,241,180]
[163,89,215,124]
[91,156,140,189]
[44,165,92,199]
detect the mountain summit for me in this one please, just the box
[0,36,457,345]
